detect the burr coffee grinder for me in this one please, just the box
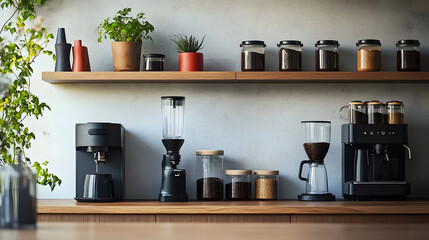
[159,96,188,202]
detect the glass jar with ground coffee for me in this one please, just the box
[254,170,279,200]
[277,40,303,71]
[339,101,366,124]
[387,101,404,124]
[196,150,224,200]
[367,101,386,124]
[315,40,339,71]
[225,170,252,200]
[240,40,266,71]
[357,39,381,72]
[144,54,165,71]
[397,40,420,72]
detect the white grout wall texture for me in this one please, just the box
[2,0,429,199]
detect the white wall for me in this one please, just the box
[4,0,429,199]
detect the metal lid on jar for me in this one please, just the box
[277,40,303,47]
[254,170,279,175]
[240,40,266,47]
[225,170,252,175]
[161,96,185,100]
[396,40,420,46]
[387,101,403,105]
[356,39,381,46]
[144,54,165,58]
[196,150,224,156]
[348,100,365,105]
[315,40,339,47]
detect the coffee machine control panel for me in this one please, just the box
[341,124,408,144]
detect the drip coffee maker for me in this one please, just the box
[75,123,125,202]
[159,96,188,202]
[298,121,335,201]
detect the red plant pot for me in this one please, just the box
[179,52,203,71]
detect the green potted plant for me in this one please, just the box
[172,34,206,71]
[97,8,154,71]
[0,0,61,191]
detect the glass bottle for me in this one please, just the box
[196,150,224,200]
[339,101,366,124]
[240,40,266,71]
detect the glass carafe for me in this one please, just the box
[161,96,185,139]
[298,121,335,201]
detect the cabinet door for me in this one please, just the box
[291,214,429,223]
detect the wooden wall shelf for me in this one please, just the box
[41,71,429,84]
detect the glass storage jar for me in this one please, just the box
[277,40,303,71]
[254,170,279,200]
[144,54,165,71]
[196,150,224,200]
[240,40,266,71]
[367,101,386,124]
[339,101,366,124]
[315,40,339,71]
[0,160,36,229]
[357,39,381,72]
[225,170,252,200]
[387,101,404,124]
[397,40,420,71]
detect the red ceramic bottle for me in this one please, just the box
[72,40,91,71]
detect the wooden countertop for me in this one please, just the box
[37,199,429,215]
[2,222,429,240]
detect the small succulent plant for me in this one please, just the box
[172,34,206,53]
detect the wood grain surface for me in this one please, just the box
[37,199,429,214]
[41,71,429,84]
[1,222,429,240]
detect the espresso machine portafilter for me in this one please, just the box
[159,96,188,202]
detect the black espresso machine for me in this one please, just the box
[342,124,412,200]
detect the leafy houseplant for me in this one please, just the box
[0,0,61,190]
[97,8,154,71]
[172,34,206,71]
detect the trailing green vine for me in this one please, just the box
[0,0,61,191]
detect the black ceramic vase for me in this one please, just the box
[54,28,72,71]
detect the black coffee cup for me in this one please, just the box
[83,174,113,199]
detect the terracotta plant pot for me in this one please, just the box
[179,52,203,71]
[112,42,142,71]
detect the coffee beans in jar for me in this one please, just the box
[254,170,279,200]
[225,170,252,200]
[315,40,339,71]
[278,40,303,71]
[339,101,366,124]
[240,41,266,71]
[397,40,420,72]
[387,101,404,124]
[196,150,224,201]
[357,39,381,72]
[367,101,386,124]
